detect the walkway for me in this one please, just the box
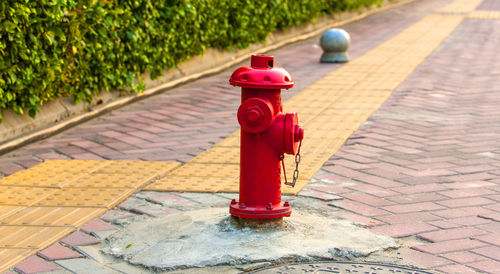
[2,0,500,272]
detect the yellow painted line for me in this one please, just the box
[0,159,180,272]
[468,10,500,19]
[145,0,480,195]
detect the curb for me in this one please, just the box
[0,0,415,155]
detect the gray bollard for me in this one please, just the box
[320,28,350,63]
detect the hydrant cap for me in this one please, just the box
[229,55,294,89]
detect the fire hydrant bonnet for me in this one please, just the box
[230,55,294,89]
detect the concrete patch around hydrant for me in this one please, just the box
[101,195,398,271]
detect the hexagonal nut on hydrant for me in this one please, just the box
[246,106,264,125]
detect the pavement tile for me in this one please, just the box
[346,183,399,197]
[55,258,118,274]
[417,227,487,243]
[298,189,343,201]
[467,260,500,274]
[435,264,478,274]
[446,216,492,226]
[484,203,500,212]
[60,231,101,247]
[118,197,179,217]
[339,211,385,227]
[392,183,450,195]
[341,192,394,206]
[432,207,497,219]
[375,212,441,224]
[439,188,496,198]
[386,193,448,204]
[470,245,500,261]
[397,248,453,268]
[100,209,135,222]
[372,222,437,238]
[441,251,489,264]
[472,233,500,247]
[381,202,445,214]
[354,175,405,188]
[427,220,462,229]
[328,200,388,217]
[143,193,199,208]
[80,219,117,234]
[308,185,352,194]
[411,239,488,255]
[435,197,495,208]
[14,256,62,274]
[74,245,114,264]
[37,243,84,261]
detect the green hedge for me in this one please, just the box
[0,0,382,122]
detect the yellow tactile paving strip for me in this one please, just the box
[146,0,481,195]
[0,160,179,272]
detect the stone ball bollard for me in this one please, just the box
[319,28,350,63]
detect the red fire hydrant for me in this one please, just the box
[229,55,304,220]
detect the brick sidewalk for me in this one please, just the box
[5,0,500,273]
[0,0,445,178]
[308,9,500,274]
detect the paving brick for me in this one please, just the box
[439,188,496,198]
[412,239,487,255]
[328,200,388,217]
[417,227,487,243]
[467,260,500,274]
[435,264,478,274]
[119,197,179,217]
[397,248,453,268]
[308,185,352,194]
[80,219,118,234]
[447,216,492,226]
[346,183,399,197]
[354,175,405,188]
[436,197,495,208]
[298,189,343,201]
[441,251,489,264]
[55,258,117,274]
[427,220,462,229]
[392,183,450,195]
[37,243,84,261]
[60,231,101,247]
[14,256,62,274]
[470,245,500,261]
[375,212,441,224]
[432,207,496,219]
[339,211,385,227]
[443,181,497,189]
[100,210,135,222]
[386,193,447,204]
[381,202,445,214]
[372,222,437,238]
[341,192,393,206]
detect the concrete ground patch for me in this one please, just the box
[101,194,398,271]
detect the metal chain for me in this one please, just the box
[281,139,302,187]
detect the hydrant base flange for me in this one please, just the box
[229,201,291,219]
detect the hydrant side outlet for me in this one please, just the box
[229,55,305,220]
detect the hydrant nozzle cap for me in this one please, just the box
[229,55,294,89]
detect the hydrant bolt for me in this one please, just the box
[246,107,263,124]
